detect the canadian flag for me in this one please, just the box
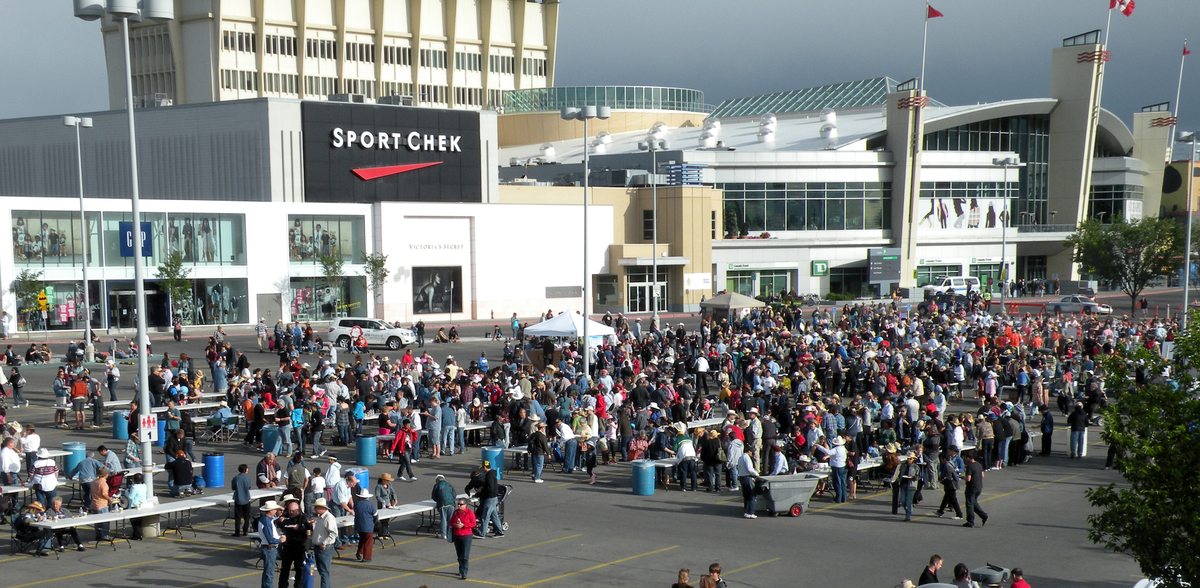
[927,5,944,18]
[1110,0,1135,16]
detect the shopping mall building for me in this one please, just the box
[0,21,1188,331]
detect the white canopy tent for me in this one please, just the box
[523,312,616,338]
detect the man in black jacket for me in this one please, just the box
[474,462,503,538]
[528,420,550,483]
[277,497,311,588]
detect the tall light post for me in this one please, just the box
[638,138,668,321]
[1177,131,1197,329]
[63,116,95,360]
[75,0,175,498]
[561,105,610,385]
[993,157,1024,312]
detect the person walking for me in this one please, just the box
[1067,402,1088,459]
[735,447,761,519]
[257,501,284,588]
[311,498,338,588]
[961,452,988,528]
[1038,405,1055,457]
[256,318,269,353]
[353,488,376,562]
[896,452,920,522]
[934,452,962,519]
[528,420,550,483]
[431,474,457,539]
[449,498,477,580]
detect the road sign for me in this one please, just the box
[118,221,153,257]
[811,261,829,276]
[36,291,48,311]
[140,414,159,442]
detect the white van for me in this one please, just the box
[921,276,981,294]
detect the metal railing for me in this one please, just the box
[1016,224,1075,233]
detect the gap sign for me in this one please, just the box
[118,221,152,258]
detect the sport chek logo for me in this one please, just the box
[352,162,442,180]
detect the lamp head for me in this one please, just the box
[62,116,79,127]
[560,107,581,121]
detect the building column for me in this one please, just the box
[885,89,928,291]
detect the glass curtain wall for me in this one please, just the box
[719,182,891,236]
[288,215,366,264]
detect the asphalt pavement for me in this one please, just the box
[0,324,1145,588]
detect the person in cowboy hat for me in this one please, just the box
[310,498,338,588]
[353,487,377,562]
[257,500,285,588]
[375,473,397,538]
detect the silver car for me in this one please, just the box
[327,318,416,350]
[1046,295,1112,315]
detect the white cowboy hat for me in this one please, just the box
[831,436,845,446]
[259,500,282,512]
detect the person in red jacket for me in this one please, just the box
[449,498,477,580]
[1010,568,1031,588]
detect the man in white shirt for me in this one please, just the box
[557,419,577,474]
[21,425,40,473]
[735,451,761,518]
[325,457,341,485]
[1,437,22,524]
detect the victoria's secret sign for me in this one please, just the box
[302,101,482,203]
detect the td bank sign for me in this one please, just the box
[330,127,463,153]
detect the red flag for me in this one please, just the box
[927,5,944,18]
[1186,42,1193,57]
[1112,0,1135,16]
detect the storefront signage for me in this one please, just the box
[408,244,466,251]
[728,263,752,270]
[302,101,483,204]
[546,286,582,298]
[330,128,462,152]
[811,261,829,276]
[869,248,902,282]
[118,221,153,257]
[971,257,1000,263]
[684,273,712,291]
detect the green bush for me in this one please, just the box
[825,292,857,301]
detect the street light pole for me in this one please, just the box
[993,157,1024,313]
[561,106,611,386]
[638,139,668,321]
[1177,131,1197,330]
[64,116,94,360]
[76,0,175,501]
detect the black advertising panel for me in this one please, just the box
[301,101,482,203]
[869,247,902,282]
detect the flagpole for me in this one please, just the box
[1169,40,1189,162]
[920,2,930,92]
[1103,4,1114,47]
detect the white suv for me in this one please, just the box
[921,276,982,294]
[327,318,416,350]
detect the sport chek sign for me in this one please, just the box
[302,101,483,203]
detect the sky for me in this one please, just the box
[3,0,1198,155]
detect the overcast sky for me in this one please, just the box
[3,0,1198,155]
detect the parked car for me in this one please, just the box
[327,318,416,350]
[920,276,982,294]
[1045,295,1112,315]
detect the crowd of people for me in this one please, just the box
[0,287,1162,584]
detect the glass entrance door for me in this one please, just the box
[109,291,136,329]
[628,284,649,313]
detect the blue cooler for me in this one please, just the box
[63,442,86,477]
[203,452,225,488]
[346,467,370,491]
[262,425,281,455]
[112,410,129,440]
[482,447,503,480]
[154,418,166,447]
[355,434,377,466]
[631,459,655,495]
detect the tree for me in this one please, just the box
[362,251,390,316]
[317,253,345,314]
[155,250,192,320]
[11,269,43,332]
[1064,217,1182,312]
[1085,328,1200,588]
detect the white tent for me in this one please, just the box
[523,312,616,338]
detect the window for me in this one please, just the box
[419,84,448,104]
[719,182,892,235]
[1088,184,1144,223]
[12,211,99,268]
[454,87,483,106]
[829,266,869,297]
[287,215,366,265]
[174,278,249,326]
[712,211,717,239]
[384,45,412,66]
[969,263,1003,288]
[758,270,791,298]
[306,39,338,60]
[290,276,367,321]
[454,52,481,71]
[489,54,514,74]
[344,78,375,98]
[264,34,296,56]
[419,48,447,68]
[166,213,247,266]
[380,81,413,99]
[642,210,655,241]
[726,271,754,296]
[916,264,963,288]
[222,30,257,53]
[595,275,619,306]
[305,76,339,96]
[344,41,376,63]
[521,57,547,77]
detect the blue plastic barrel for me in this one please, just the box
[63,442,86,477]
[262,425,281,455]
[346,467,370,491]
[482,447,503,480]
[631,459,655,495]
[112,410,129,440]
[355,434,377,466]
[154,419,166,447]
[203,453,225,488]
